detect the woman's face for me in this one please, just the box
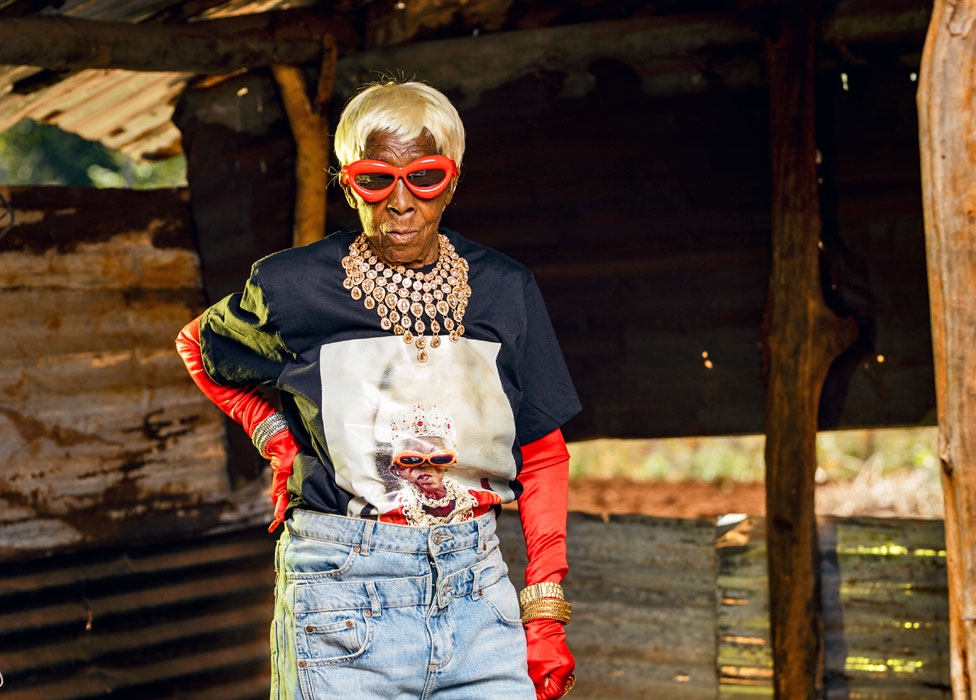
[343,129,456,268]
[392,435,454,498]
[397,464,447,498]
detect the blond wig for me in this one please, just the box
[334,81,466,168]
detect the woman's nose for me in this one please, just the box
[385,177,416,214]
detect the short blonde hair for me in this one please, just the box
[334,81,466,168]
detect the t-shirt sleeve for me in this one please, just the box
[516,272,582,444]
[198,264,293,387]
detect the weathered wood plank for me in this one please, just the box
[917,0,976,696]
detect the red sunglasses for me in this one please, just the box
[341,155,458,202]
[393,451,458,469]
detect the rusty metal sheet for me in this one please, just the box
[0,185,273,558]
[0,0,315,160]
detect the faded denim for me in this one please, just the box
[271,509,534,700]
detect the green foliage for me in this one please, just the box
[568,427,939,486]
[0,118,186,189]
[568,435,766,482]
[816,427,939,481]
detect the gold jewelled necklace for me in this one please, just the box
[401,479,478,525]
[341,232,471,362]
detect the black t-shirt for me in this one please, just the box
[199,228,580,525]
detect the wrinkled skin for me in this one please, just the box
[390,435,454,499]
[342,129,457,268]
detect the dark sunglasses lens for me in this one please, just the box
[398,456,424,466]
[406,169,447,187]
[355,173,395,190]
[428,454,454,465]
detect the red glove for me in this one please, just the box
[265,430,300,532]
[525,619,574,699]
[175,316,297,532]
[519,429,575,699]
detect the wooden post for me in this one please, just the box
[918,1,976,696]
[272,37,337,248]
[762,3,858,698]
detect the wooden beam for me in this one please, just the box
[272,37,336,248]
[918,1,976,697]
[762,2,858,698]
[0,9,355,74]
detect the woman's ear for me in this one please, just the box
[340,181,359,210]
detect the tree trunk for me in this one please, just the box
[918,1,976,696]
[763,3,858,698]
[0,9,355,73]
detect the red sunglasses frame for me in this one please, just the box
[341,155,458,202]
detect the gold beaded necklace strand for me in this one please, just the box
[342,232,471,362]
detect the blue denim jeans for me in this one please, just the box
[271,509,535,699]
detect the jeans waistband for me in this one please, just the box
[286,508,497,556]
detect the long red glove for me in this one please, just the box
[175,316,298,532]
[519,429,574,699]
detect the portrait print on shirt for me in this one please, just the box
[319,335,517,524]
[386,403,502,526]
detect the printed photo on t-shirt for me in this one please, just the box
[319,336,517,525]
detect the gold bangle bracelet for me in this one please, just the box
[522,609,571,624]
[521,603,572,617]
[519,582,565,606]
[520,599,572,625]
[521,599,572,614]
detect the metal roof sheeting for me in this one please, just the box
[0,0,314,160]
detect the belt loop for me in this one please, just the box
[360,520,374,556]
[366,581,382,617]
[470,566,482,599]
[477,517,487,552]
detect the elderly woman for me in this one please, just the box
[176,80,579,699]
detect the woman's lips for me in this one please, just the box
[385,230,417,243]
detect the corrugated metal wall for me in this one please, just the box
[0,512,949,699]
[0,526,275,699]
[0,186,271,558]
[716,516,950,699]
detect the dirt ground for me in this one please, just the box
[560,474,945,520]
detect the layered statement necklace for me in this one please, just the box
[342,232,471,362]
[401,479,478,526]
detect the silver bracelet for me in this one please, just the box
[251,412,289,458]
